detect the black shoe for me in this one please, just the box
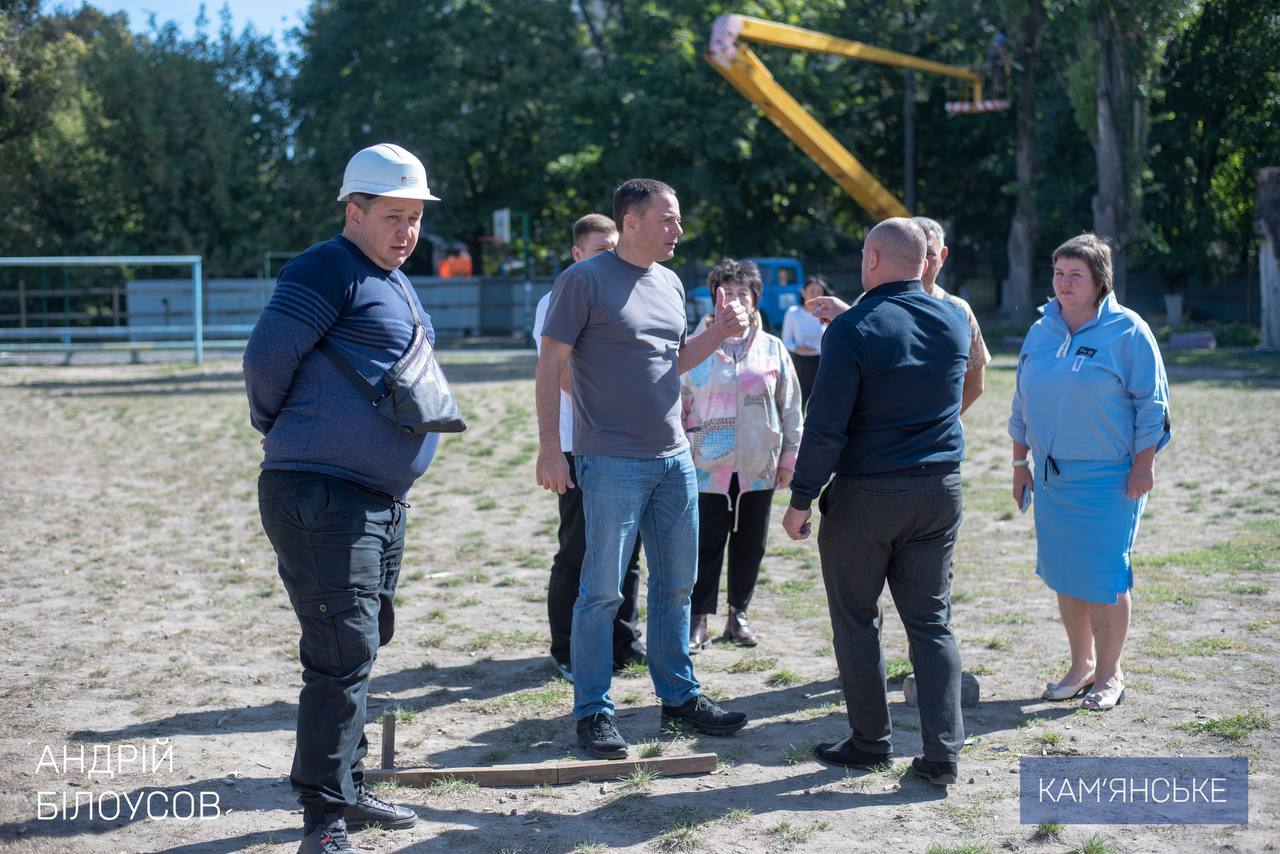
[577,712,628,759]
[553,658,573,682]
[911,756,958,786]
[660,694,748,736]
[343,786,417,830]
[814,737,890,770]
[298,817,355,854]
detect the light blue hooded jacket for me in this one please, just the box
[1008,293,1171,460]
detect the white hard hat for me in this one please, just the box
[337,143,441,202]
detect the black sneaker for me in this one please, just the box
[577,712,628,759]
[553,658,573,682]
[814,737,890,770]
[343,785,417,830]
[298,816,355,854]
[660,694,748,736]
[911,756,958,786]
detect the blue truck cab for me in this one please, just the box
[685,257,805,333]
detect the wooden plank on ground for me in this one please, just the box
[364,752,717,788]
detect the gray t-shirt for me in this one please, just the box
[541,251,689,459]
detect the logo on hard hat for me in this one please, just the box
[401,174,419,185]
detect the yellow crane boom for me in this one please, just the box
[706,14,997,221]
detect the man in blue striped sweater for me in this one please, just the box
[244,143,439,854]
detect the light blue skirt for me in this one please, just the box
[1033,457,1147,604]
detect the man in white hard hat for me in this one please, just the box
[245,143,440,854]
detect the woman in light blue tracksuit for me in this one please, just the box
[1008,233,1171,711]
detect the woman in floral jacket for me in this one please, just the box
[681,258,804,651]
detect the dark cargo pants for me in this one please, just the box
[258,470,405,823]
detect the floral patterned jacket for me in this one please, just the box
[680,325,804,496]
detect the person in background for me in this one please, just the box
[1009,233,1171,711]
[807,217,989,415]
[782,217,969,788]
[681,258,803,651]
[531,214,646,682]
[781,275,833,404]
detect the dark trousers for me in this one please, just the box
[817,471,964,763]
[548,452,645,667]
[258,470,405,823]
[692,475,773,615]
[791,353,820,407]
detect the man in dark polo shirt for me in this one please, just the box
[782,217,970,787]
[536,178,750,759]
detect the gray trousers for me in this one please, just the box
[817,471,964,763]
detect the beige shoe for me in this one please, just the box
[689,613,710,653]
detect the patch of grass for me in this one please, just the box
[1071,834,1117,854]
[653,821,703,851]
[637,740,664,759]
[481,680,573,713]
[925,845,989,854]
[493,574,519,587]
[394,707,417,724]
[977,635,1015,652]
[966,664,993,676]
[765,669,801,687]
[616,765,657,793]
[1031,822,1063,842]
[775,579,815,594]
[768,820,826,845]
[727,656,777,674]
[781,743,813,766]
[798,701,841,720]
[474,497,498,511]
[571,842,606,853]
[483,749,511,763]
[618,660,648,679]
[1225,581,1268,595]
[1175,709,1270,742]
[425,776,480,796]
[950,589,975,604]
[885,657,912,682]
[1034,732,1063,746]
[1141,582,1196,607]
[720,807,753,824]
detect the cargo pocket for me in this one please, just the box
[294,590,376,677]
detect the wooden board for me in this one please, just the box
[365,752,717,788]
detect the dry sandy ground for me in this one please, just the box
[0,351,1277,854]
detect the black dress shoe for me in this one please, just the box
[298,816,355,853]
[814,737,890,769]
[911,756,958,785]
[343,786,418,830]
[660,694,748,735]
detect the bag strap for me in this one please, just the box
[315,273,429,404]
[316,338,385,406]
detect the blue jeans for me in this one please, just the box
[572,451,701,719]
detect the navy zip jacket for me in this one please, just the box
[789,279,970,511]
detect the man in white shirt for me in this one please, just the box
[530,214,646,681]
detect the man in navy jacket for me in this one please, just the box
[782,217,970,787]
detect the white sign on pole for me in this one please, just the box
[493,208,511,244]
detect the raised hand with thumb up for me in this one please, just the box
[713,287,750,339]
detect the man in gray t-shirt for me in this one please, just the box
[536,178,751,759]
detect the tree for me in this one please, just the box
[999,0,1046,318]
[1140,0,1280,297]
[1064,0,1197,301]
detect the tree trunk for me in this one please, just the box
[1090,14,1130,303]
[1259,168,1280,348]
[1003,0,1044,319]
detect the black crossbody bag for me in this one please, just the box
[316,276,467,435]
